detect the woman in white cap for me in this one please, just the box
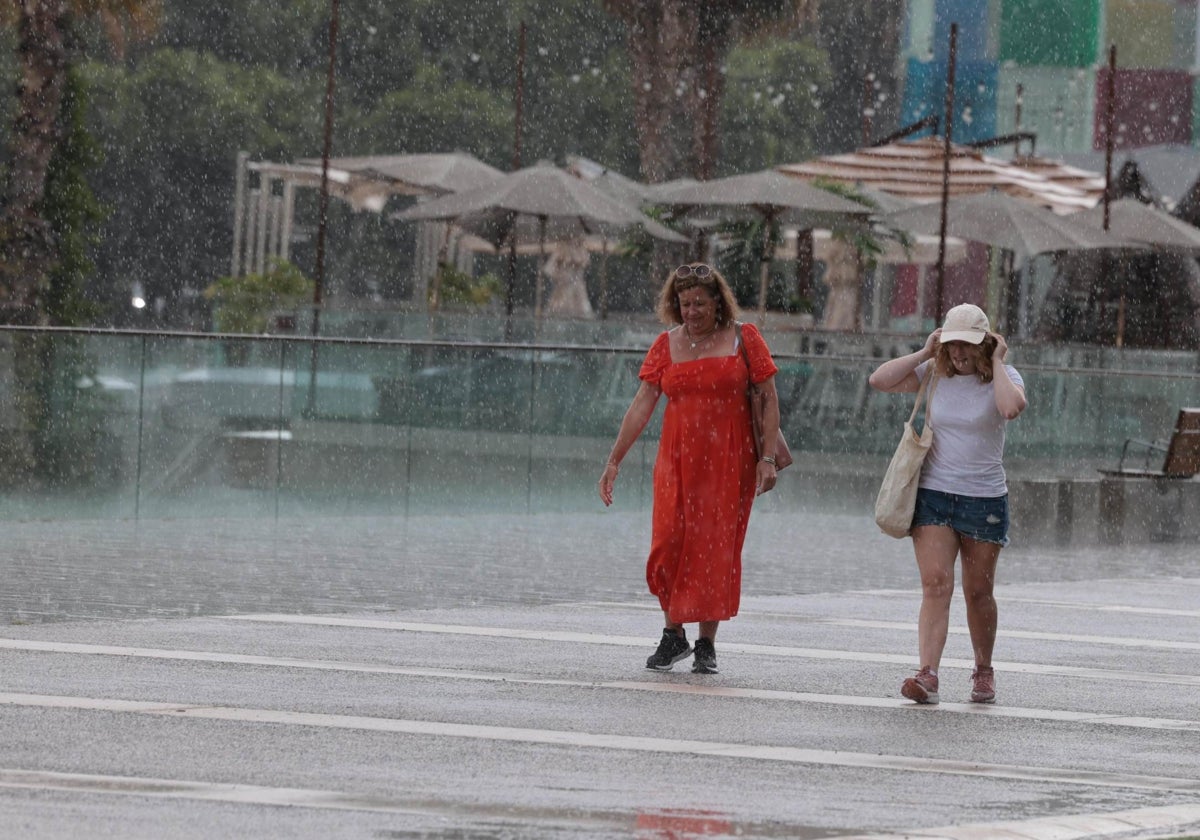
[868,303,1027,704]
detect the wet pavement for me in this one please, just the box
[2,508,1200,838]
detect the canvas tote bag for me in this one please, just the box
[874,367,938,538]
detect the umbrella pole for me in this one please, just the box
[429,222,453,313]
[534,215,547,320]
[505,230,518,340]
[599,237,610,320]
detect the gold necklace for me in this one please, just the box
[685,324,717,349]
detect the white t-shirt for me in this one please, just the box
[914,360,1024,498]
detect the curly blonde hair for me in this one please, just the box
[655,264,740,327]
[935,334,999,382]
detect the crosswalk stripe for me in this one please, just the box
[2,691,1199,794]
[822,618,1200,651]
[835,802,1200,840]
[0,764,1198,840]
[223,613,1200,687]
[3,634,1199,732]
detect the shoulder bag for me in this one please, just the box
[736,323,794,472]
[874,366,938,538]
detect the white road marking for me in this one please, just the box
[574,595,1200,620]
[3,634,1198,732]
[824,618,1200,652]
[3,766,1198,840]
[223,613,1200,686]
[2,691,1199,794]
[0,767,433,816]
[833,802,1200,840]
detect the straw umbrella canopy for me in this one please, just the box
[396,162,685,316]
[779,137,1102,215]
[650,169,871,319]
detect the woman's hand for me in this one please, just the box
[598,463,618,506]
[923,327,942,359]
[755,461,777,496]
[990,331,1009,363]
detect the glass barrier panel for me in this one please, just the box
[3,328,1199,522]
[136,335,284,519]
[0,331,143,519]
[277,341,412,517]
[528,347,658,513]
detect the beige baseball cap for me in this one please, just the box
[940,303,990,344]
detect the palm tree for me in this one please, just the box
[601,0,805,183]
[0,0,159,324]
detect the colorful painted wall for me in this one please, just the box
[900,0,1199,154]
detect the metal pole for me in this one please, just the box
[861,72,875,147]
[935,22,958,324]
[504,21,526,338]
[308,0,339,413]
[1103,44,1123,347]
[1104,45,1116,233]
[1014,83,1023,132]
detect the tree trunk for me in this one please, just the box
[613,0,691,183]
[0,0,70,324]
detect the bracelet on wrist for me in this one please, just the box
[761,456,777,466]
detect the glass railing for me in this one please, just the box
[1,325,1197,522]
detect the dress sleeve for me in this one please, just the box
[638,331,671,385]
[741,323,779,384]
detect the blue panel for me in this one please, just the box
[932,0,994,63]
[901,59,998,143]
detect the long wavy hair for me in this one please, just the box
[935,334,999,383]
[655,264,740,327]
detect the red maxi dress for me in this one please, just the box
[638,323,779,624]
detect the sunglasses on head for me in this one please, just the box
[674,264,712,278]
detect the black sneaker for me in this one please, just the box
[645,628,691,670]
[692,637,718,674]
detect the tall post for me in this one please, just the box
[308,0,339,412]
[861,72,875,147]
[1103,44,1123,347]
[934,22,958,324]
[1014,83,1023,131]
[504,21,526,337]
[1103,45,1116,233]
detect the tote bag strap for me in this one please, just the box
[909,364,938,430]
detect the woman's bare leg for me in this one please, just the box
[910,525,961,671]
[959,537,1001,669]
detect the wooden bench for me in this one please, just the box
[1097,408,1200,543]
[1099,407,1200,479]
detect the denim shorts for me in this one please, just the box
[912,488,1010,546]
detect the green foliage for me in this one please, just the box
[353,68,513,164]
[715,219,810,313]
[81,49,324,316]
[435,265,501,306]
[719,39,831,175]
[42,66,107,327]
[8,334,121,490]
[204,259,314,334]
[2,0,905,325]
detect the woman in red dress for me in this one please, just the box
[599,264,781,674]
